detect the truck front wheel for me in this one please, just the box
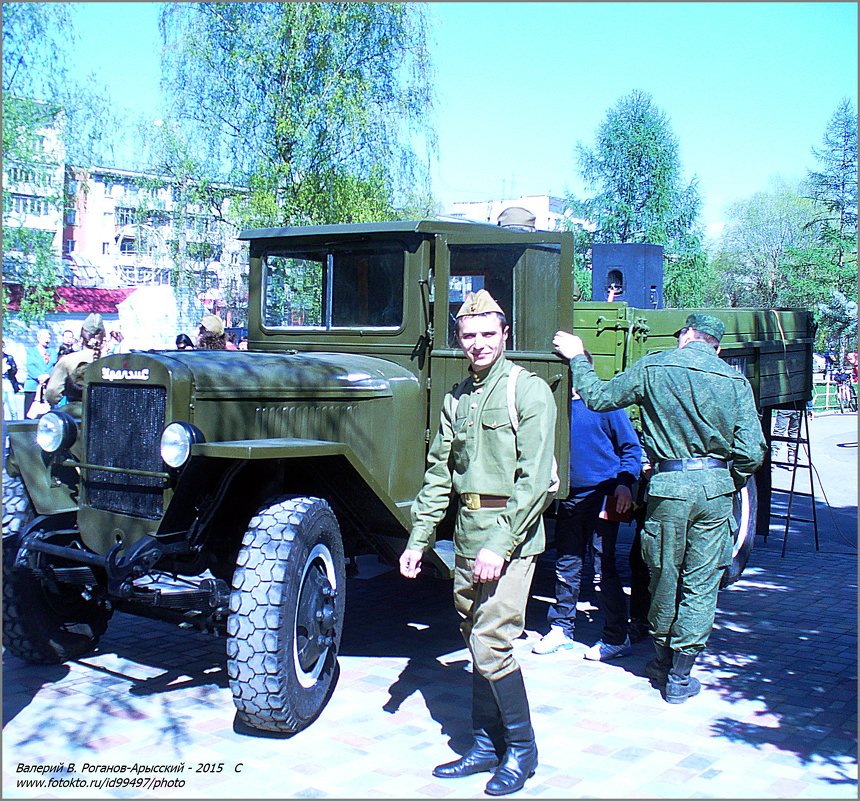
[228,496,346,733]
[2,529,112,663]
[2,469,34,538]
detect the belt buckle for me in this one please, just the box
[462,493,481,511]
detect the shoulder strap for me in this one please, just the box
[449,376,471,419]
[507,363,525,431]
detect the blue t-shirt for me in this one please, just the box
[569,398,642,494]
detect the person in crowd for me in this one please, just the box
[105,329,127,355]
[2,340,21,463]
[23,328,55,414]
[225,332,238,351]
[176,333,195,350]
[533,351,641,660]
[772,409,801,468]
[553,313,766,704]
[45,314,107,415]
[56,329,77,358]
[196,314,227,350]
[400,290,556,795]
[237,336,249,351]
[627,454,653,644]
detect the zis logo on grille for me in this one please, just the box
[101,367,150,382]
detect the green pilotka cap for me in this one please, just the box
[674,313,725,342]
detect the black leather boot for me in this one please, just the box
[484,669,538,796]
[664,651,701,704]
[433,671,503,778]
[645,641,673,686]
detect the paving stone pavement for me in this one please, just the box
[3,413,857,799]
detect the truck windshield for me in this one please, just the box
[263,244,405,330]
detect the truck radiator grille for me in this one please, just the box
[85,384,168,519]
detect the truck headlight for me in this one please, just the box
[36,412,78,453]
[160,422,204,468]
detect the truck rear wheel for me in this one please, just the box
[721,473,759,588]
[228,496,345,733]
[2,529,112,663]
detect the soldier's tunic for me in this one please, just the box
[569,340,766,654]
[408,354,557,678]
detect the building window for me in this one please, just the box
[66,208,77,225]
[64,239,76,255]
[116,207,137,226]
[119,237,137,255]
[102,242,111,255]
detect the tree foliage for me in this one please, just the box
[711,179,819,309]
[563,90,707,306]
[159,2,436,227]
[2,2,119,323]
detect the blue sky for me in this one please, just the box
[68,2,857,238]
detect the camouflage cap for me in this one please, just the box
[81,313,105,338]
[456,289,504,318]
[674,313,725,342]
[200,314,225,336]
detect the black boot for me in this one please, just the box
[433,672,503,778]
[484,669,538,796]
[645,641,673,686]
[664,651,701,704]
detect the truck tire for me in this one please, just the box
[2,469,34,538]
[228,496,346,734]
[721,474,759,589]
[2,528,112,663]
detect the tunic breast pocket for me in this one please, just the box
[479,407,514,473]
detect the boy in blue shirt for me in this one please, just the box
[534,352,642,660]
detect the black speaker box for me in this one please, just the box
[591,243,664,308]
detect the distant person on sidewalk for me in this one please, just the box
[533,350,641,661]
[23,328,55,414]
[196,314,227,350]
[553,314,766,704]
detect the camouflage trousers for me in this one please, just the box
[453,555,536,680]
[640,484,733,655]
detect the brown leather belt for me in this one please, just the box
[461,493,508,510]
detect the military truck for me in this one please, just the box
[2,220,813,735]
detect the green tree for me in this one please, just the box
[711,179,818,309]
[2,2,119,323]
[563,90,708,306]
[159,2,436,228]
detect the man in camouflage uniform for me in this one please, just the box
[553,313,765,704]
[400,289,556,795]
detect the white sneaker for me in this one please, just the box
[583,636,633,661]
[532,627,577,655]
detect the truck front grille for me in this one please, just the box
[85,384,168,519]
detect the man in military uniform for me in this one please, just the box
[46,313,107,416]
[553,313,766,704]
[400,289,557,795]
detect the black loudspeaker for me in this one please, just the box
[591,243,664,309]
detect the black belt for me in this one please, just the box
[654,457,728,473]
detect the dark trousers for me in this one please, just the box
[548,491,628,645]
[23,391,36,416]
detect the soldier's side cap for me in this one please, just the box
[200,314,225,336]
[456,289,503,318]
[81,312,105,337]
[674,313,725,342]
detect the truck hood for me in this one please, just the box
[97,350,416,399]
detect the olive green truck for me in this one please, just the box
[2,220,813,733]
